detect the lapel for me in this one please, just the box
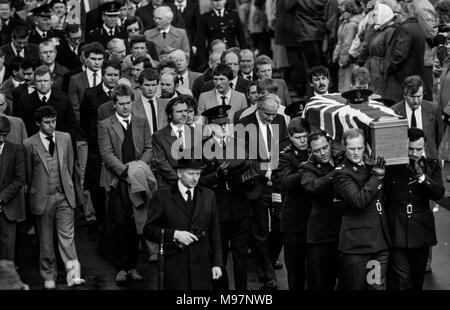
[421,101,431,129]
[191,186,204,223]
[167,27,178,46]
[55,132,65,173]
[96,84,110,102]
[171,183,191,218]
[162,125,177,146]
[131,115,141,156]
[0,142,10,180]
[32,133,50,174]
[81,71,89,89]
[209,90,219,106]
[132,96,146,117]
[156,97,168,129]
[110,114,124,143]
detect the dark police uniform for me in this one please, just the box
[333,157,391,290]
[194,9,247,64]
[385,158,445,290]
[276,144,311,290]
[299,158,342,290]
[27,5,67,48]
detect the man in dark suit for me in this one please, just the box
[385,128,445,290]
[56,24,83,71]
[391,75,443,161]
[0,56,24,115]
[11,58,39,113]
[80,60,120,230]
[143,157,223,290]
[98,83,152,284]
[169,49,201,90]
[38,41,69,91]
[85,0,110,35]
[0,25,39,64]
[333,128,391,290]
[194,0,247,66]
[136,0,185,30]
[383,2,425,102]
[239,49,258,81]
[0,116,25,262]
[86,1,127,48]
[255,55,291,107]
[200,104,252,290]
[27,5,68,50]
[299,130,342,290]
[14,65,79,141]
[236,93,289,290]
[0,0,27,46]
[201,49,250,95]
[174,0,199,45]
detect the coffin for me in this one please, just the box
[302,93,409,165]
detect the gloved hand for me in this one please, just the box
[413,158,425,179]
[371,156,386,180]
[216,161,230,178]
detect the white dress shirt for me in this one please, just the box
[175,0,187,12]
[178,180,194,202]
[160,26,171,36]
[0,143,4,155]
[229,76,238,89]
[0,67,5,84]
[215,89,231,105]
[86,68,101,88]
[102,83,112,96]
[405,102,423,129]
[38,91,52,102]
[11,42,24,57]
[179,71,189,88]
[103,24,115,36]
[116,113,132,129]
[214,8,224,17]
[170,122,185,148]
[141,94,158,133]
[255,111,272,157]
[35,27,48,39]
[39,131,54,153]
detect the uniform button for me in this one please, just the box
[222,30,225,32]
[221,22,224,25]
[409,191,412,194]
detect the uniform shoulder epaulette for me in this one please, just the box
[335,164,345,170]
[280,144,292,154]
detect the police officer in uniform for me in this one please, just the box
[86,1,127,49]
[385,128,445,290]
[194,0,247,66]
[333,128,391,290]
[200,104,255,290]
[299,131,342,290]
[28,4,67,50]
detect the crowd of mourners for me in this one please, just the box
[0,0,449,291]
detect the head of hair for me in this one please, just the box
[308,66,330,83]
[288,117,309,136]
[257,78,278,94]
[34,65,52,78]
[111,84,134,103]
[161,71,179,85]
[307,130,330,147]
[102,59,121,75]
[156,58,177,74]
[169,49,190,62]
[212,63,233,80]
[257,93,281,109]
[7,56,24,74]
[408,127,426,143]
[165,96,188,122]
[255,54,273,69]
[351,66,371,85]
[107,38,125,51]
[240,49,255,59]
[123,16,144,32]
[12,25,29,40]
[138,68,159,84]
[0,115,11,134]
[21,57,39,71]
[64,24,81,36]
[342,128,365,146]
[83,41,105,58]
[129,34,147,48]
[35,105,57,123]
[39,40,56,52]
[155,5,174,22]
[343,0,363,15]
[220,48,241,63]
[247,80,259,94]
[179,94,197,114]
[402,75,424,96]
[209,39,226,52]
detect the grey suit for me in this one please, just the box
[68,71,91,121]
[132,95,169,134]
[5,115,27,145]
[274,78,292,107]
[187,70,202,90]
[23,131,78,282]
[391,100,443,160]
[198,89,247,122]
[144,26,190,57]
[0,77,20,115]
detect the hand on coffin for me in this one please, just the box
[371,156,386,180]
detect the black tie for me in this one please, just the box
[42,32,47,40]
[42,96,47,104]
[178,129,183,151]
[411,109,417,128]
[186,190,192,207]
[46,135,55,156]
[93,72,98,87]
[221,96,227,105]
[246,75,252,80]
[148,99,158,132]
[266,124,272,154]
[229,82,234,89]
[177,4,183,13]
[179,76,184,85]
[109,29,114,36]
[162,32,166,39]
[107,89,112,97]
[124,119,130,130]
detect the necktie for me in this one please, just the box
[148,99,158,132]
[109,29,114,36]
[42,32,47,40]
[93,71,98,87]
[246,75,252,80]
[124,119,130,130]
[42,96,47,104]
[46,135,55,156]
[107,89,112,97]
[186,190,192,206]
[162,32,167,39]
[266,124,272,154]
[221,96,227,105]
[177,4,183,13]
[178,129,184,151]
[229,82,234,89]
[179,76,184,85]
[411,109,417,128]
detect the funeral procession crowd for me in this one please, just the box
[0,0,450,292]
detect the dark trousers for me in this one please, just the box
[85,154,106,227]
[250,33,272,59]
[388,247,429,290]
[0,212,16,261]
[108,180,138,271]
[269,210,283,265]
[249,187,276,283]
[213,218,250,290]
[282,232,307,290]
[307,242,339,290]
[286,46,308,95]
[340,250,389,290]
[423,66,433,102]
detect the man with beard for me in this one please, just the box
[159,72,181,100]
[299,131,342,290]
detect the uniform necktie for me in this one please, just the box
[162,32,167,39]
[221,96,227,105]
[109,29,114,36]
[148,99,158,132]
[266,124,272,153]
[42,96,47,104]
[46,135,55,156]
[411,109,417,128]
[93,71,98,87]
[186,190,192,206]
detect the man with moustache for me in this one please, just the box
[308,66,331,97]
[11,58,39,111]
[159,72,182,100]
[299,131,342,290]
[333,128,391,290]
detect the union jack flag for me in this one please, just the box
[302,93,401,141]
